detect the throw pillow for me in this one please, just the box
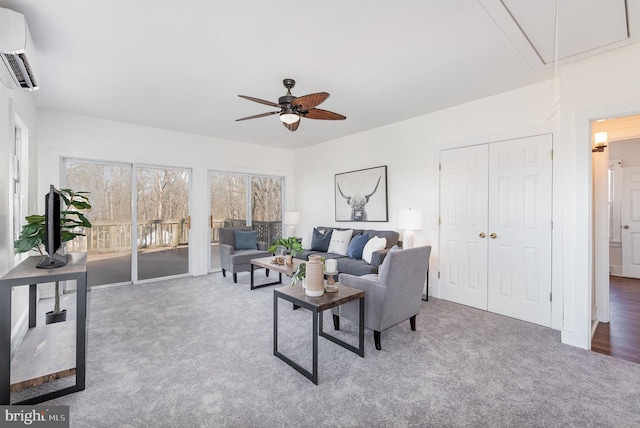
[310,228,333,252]
[233,229,258,250]
[362,236,387,264]
[347,233,370,259]
[327,229,353,256]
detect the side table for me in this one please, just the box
[0,253,88,404]
[273,284,364,384]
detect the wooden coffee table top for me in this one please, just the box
[274,283,364,312]
[251,256,303,276]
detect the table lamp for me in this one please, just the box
[398,208,423,249]
[283,211,300,238]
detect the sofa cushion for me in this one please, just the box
[311,228,332,252]
[233,229,258,250]
[327,229,352,256]
[347,233,370,259]
[362,236,387,264]
[337,257,378,276]
[229,249,270,265]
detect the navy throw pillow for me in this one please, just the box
[347,233,370,259]
[310,228,332,252]
[234,230,258,250]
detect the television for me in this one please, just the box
[36,185,69,269]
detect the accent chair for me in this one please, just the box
[219,226,271,283]
[332,245,431,350]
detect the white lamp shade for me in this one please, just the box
[594,131,608,145]
[398,208,423,231]
[283,211,300,225]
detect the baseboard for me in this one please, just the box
[610,265,622,276]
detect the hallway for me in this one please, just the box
[591,276,640,364]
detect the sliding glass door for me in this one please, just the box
[65,160,133,286]
[136,166,190,280]
[208,172,283,272]
[64,159,190,286]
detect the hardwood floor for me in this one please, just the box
[591,276,640,364]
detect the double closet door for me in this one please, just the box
[439,134,552,327]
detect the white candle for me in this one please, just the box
[326,259,337,273]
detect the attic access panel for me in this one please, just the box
[503,0,629,64]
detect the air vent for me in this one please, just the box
[2,52,38,90]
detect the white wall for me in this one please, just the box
[610,138,640,166]
[36,110,295,277]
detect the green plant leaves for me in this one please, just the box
[14,188,92,254]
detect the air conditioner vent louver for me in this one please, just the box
[2,52,37,90]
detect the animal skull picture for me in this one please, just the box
[335,166,388,222]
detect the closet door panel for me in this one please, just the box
[439,145,489,310]
[487,135,552,327]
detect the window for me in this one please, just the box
[12,117,28,265]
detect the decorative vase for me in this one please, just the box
[285,254,293,265]
[305,255,325,297]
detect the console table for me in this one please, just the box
[0,252,87,404]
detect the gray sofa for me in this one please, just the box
[294,226,400,276]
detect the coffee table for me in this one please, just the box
[250,256,303,290]
[273,284,365,385]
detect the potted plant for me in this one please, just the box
[14,188,92,324]
[290,262,306,286]
[268,236,303,256]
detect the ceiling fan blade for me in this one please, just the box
[303,108,346,120]
[283,120,300,132]
[236,111,280,121]
[238,95,281,108]
[291,92,330,111]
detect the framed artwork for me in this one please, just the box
[335,165,388,222]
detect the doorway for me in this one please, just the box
[591,114,640,362]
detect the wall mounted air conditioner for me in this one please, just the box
[0,7,40,91]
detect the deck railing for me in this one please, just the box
[67,218,283,253]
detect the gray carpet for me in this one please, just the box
[27,272,640,427]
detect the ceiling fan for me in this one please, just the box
[236,78,346,131]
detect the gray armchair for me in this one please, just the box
[332,245,431,350]
[219,227,272,283]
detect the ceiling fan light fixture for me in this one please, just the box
[280,112,300,124]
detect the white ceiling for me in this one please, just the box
[0,0,636,149]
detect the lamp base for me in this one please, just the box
[403,230,415,249]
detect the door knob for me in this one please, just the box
[490,233,497,239]
[479,232,486,238]
[623,225,630,229]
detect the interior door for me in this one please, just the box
[621,166,640,278]
[439,144,489,310]
[487,135,553,326]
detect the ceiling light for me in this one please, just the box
[280,112,300,124]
